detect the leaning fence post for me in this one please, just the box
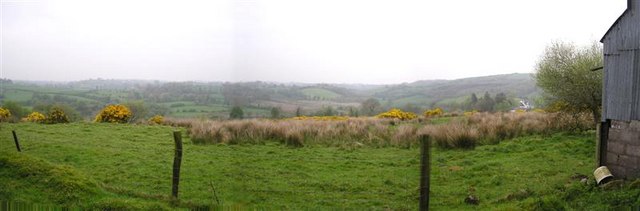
[172,131,183,199]
[12,130,21,152]
[419,134,431,211]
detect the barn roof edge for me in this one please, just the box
[601,9,629,43]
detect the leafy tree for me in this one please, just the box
[534,41,602,123]
[477,92,495,112]
[493,92,513,112]
[270,107,281,119]
[295,107,303,117]
[495,92,507,104]
[348,106,359,117]
[230,106,244,119]
[361,98,380,116]
[466,93,480,111]
[470,93,478,105]
[320,106,335,116]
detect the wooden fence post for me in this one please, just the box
[12,130,21,152]
[419,134,431,211]
[172,131,183,199]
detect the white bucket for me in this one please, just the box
[594,166,614,184]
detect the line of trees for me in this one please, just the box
[468,92,513,112]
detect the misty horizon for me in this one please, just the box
[6,72,533,86]
[1,0,626,84]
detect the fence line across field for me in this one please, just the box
[176,133,432,209]
[1,128,431,208]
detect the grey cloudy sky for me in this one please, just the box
[0,0,627,84]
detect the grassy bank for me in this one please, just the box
[0,123,637,209]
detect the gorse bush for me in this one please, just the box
[24,112,46,123]
[424,108,444,118]
[464,110,478,117]
[45,107,69,124]
[376,108,417,120]
[0,107,11,122]
[95,105,132,123]
[148,115,164,125]
[2,101,28,122]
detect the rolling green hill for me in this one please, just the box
[301,88,342,100]
[0,73,539,119]
[372,73,539,108]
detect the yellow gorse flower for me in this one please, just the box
[95,104,132,123]
[463,110,478,117]
[376,108,417,120]
[0,107,11,122]
[424,108,444,118]
[25,111,46,123]
[148,115,164,124]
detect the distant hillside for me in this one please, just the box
[371,73,539,108]
[0,73,539,119]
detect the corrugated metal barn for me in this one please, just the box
[599,0,640,178]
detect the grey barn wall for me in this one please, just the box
[602,0,640,121]
[601,0,640,179]
[606,120,640,178]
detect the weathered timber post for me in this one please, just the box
[419,134,431,211]
[12,130,21,152]
[172,131,183,199]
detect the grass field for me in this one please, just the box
[159,101,271,119]
[392,95,433,108]
[1,123,639,210]
[2,90,34,103]
[300,88,342,100]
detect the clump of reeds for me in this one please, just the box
[171,111,594,149]
[183,117,409,147]
[421,112,594,149]
[419,122,479,149]
[163,118,196,128]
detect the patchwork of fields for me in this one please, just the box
[1,74,540,121]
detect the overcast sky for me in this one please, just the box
[0,0,628,84]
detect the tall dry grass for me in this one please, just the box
[165,112,594,149]
[420,112,594,149]
[182,118,416,148]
